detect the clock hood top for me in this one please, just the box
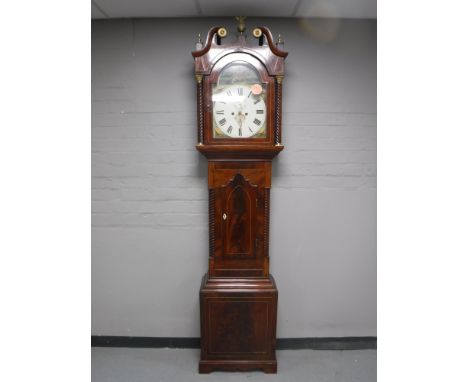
[192,25,288,160]
[192,26,287,76]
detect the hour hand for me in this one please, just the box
[236,111,246,128]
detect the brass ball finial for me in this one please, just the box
[235,16,247,35]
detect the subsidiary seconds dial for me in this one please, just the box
[213,84,266,138]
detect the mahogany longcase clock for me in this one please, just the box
[192,19,287,374]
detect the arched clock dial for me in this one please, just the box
[213,84,266,138]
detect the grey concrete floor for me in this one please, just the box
[92,348,376,382]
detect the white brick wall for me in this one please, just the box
[92,18,376,337]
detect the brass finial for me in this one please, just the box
[276,34,284,50]
[195,33,203,50]
[235,16,247,35]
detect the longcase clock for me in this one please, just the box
[192,19,287,374]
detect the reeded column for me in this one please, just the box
[196,74,204,144]
[274,75,283,145]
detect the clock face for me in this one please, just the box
[212,83,267,139]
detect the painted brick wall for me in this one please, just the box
[92,18,376,337]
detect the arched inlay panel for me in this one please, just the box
[225,185,251,255]
[221,173,258,258]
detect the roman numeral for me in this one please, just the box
[219,118,226,126]
[216,110,224,114]
[254,98,261,104]
[226,90,232,96]
[256,109,264,114]
[253,118,261,126]
[238,87,243,96]
[227,125,233,134]
[248,127,253,132]
[238,128,242,136]
[248,91,252,98]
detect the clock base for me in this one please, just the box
[199,359,277,374]
[199,274,278,374]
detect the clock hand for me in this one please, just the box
[235,111,244,128]
[234,111,240,127]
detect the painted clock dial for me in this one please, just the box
[213,84,266,138]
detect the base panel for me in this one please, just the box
[199,274,278,374]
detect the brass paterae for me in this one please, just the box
[217,27,227,38]
[253,28,262,38]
